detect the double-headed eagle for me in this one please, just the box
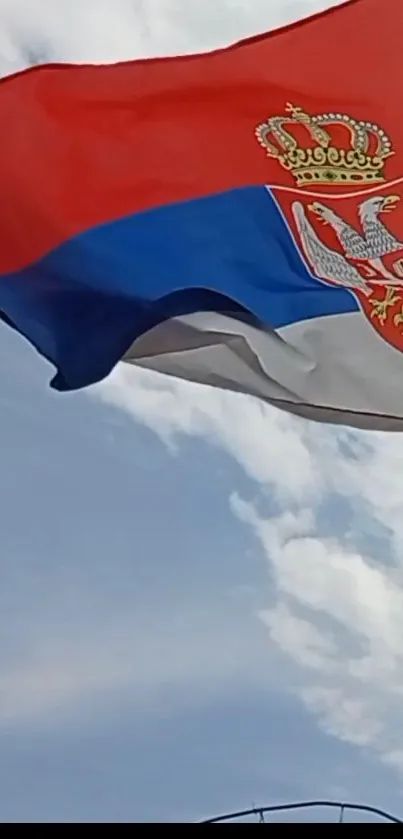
[292,195,403,295]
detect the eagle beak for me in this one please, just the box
[382,195,400,212]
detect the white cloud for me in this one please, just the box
[230,490,403,768]
[300,687,383,748]
[94,356,403,773]
[93,366,319,503]
[259,602,338,673]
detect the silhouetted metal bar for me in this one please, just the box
[200,800,403,824]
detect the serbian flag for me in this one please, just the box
[0,0,403,430]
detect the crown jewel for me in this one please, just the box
[255,104,393,187]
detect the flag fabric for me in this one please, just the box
[0,0,403,430]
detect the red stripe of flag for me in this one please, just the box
[0,0,400,272]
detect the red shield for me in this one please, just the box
[274,184,403,353]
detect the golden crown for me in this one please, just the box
[255,104,393,187]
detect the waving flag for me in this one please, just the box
[0,0,402,429]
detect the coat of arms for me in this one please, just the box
[255,104,403,350]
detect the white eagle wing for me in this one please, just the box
[292,201,371,296]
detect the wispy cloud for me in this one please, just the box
[95,362,403,772]
[93,366,318,501]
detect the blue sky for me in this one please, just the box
[0,0,403,824]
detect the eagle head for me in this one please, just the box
[308,202,340,226]
[359,195,400,221]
